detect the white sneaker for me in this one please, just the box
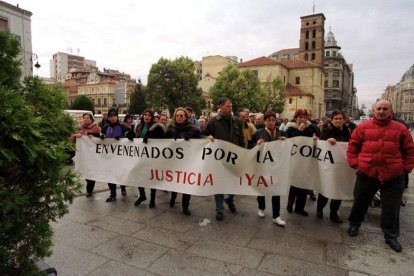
[258,209,265,218]
[273,216,286,226]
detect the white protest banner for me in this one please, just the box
[75,136,292,196]
[289,136,356,200]
[75,136,356,199]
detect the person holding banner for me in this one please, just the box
[70,113,101,197]
[134,109,166,208]
[165,107,201,216]
[203,97,244,221]
[102,108,127,202]
[252,111,286,226]
[285,108,319,216]
[347,100,414,252]
[316,110,351,223]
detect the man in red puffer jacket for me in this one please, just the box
[346,100,414,252]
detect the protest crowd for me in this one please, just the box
[71,98,414,253]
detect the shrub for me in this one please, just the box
[0,33,82,274]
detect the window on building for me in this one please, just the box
[325,72,329,77]
[98,98,101,106]
[289,98,293,104]
[326,51,330,57]
[104,98,107,106]
[311,53,316,60]
[306,31,309,39]
[312,41,316,49]
[312,29,316,38]
[283,76,286,83]
[251,70,258,76]
[305,54,309,60]
[324,80,328,87]
[333,51,337,57]
[333,71,340,77]
[333,80,339,87]
[295,77,300,85]
[305,42,309,50]
[0,17,8,32]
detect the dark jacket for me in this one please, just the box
[136,122,165,140]
[165,121,201,140]
[103,121,123,138]
[251,127,281,148]
[284,121,318,138]
[203,113,244,147]
[320,124,351,142]
[347,117,414,182]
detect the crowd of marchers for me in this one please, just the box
[70,98,414,253]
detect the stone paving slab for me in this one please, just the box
[86,215,146,235]
[248,230,326,264]
[88,260,157,276]
[186,239,265,269]
[258,254,348,276]
[91,236,167,268]
[186,219,258,247]
[53,221,119,250]
[147,249,243,276]
[326,242,414,275]
[132,226,199,250]
[45,241,109,275]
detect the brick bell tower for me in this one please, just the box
[299,13,326,66]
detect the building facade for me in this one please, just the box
[196,55,239,117]
[324,29,354,116]
[238,57,325,119]
[50,52,97,79]
[0,1,34,78]
[390,64,414,121]
[269,48,299,61]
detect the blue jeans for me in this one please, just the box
[215,194,234,213]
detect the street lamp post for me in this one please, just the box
[32,53,41,69]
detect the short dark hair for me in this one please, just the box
[123,114,133,122]
[331,110,345,119]
[218,97,231,106]
[263,111,276,121]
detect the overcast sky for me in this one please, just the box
[11,0,414,108]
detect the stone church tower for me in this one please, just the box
[298,13,326,66]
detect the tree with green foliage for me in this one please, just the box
[128,80,148,114]
[209,65,264,113]
[146,57,205,115]
[262,76,286,113]
[0,32,22,90]
[71,95,95,114]
[0,32,81,274]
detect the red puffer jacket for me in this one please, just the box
[347,117,414,182]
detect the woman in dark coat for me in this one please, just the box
[285,108,318,216]
[134,109,165,208]
[165,107,201,215]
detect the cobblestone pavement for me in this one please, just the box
[45,171,414,275]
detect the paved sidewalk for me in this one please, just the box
[46,173,414,275]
